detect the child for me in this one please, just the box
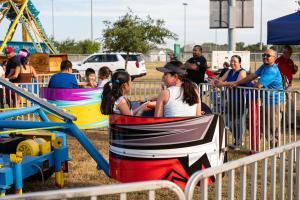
[97,66,111,89]
[155,61,202,117]
[100,70,147,116]
[84,68,97,88]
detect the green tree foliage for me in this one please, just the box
[51,38,101,54]
[77,40,101,54]
[102,11,177,68]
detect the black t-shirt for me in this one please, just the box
[5,56,20,78]
[186,55,207,84]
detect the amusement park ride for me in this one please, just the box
[0,0,227,196]
[0,77,227,196]
[0,0,67,73]
[0,0,56,54]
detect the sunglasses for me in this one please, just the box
[262,53,273,58]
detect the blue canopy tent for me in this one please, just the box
[267,11,300,45]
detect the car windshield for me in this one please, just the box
[121,54,143,62]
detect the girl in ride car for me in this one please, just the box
[97,66,111,90]
[100,70,147,116]
[155,61,202,117]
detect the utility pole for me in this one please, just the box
[91,0,93,40]
[183,2,188,51]
[228,0,236,51]
[259,0,263,50]
[51,0,55,39]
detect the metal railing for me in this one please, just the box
[1,80,299,152]
[1,180,185,200]
[200,83,300,152]
[129,81,162,100]
[184,140,300,200]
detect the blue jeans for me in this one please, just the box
[227,101,246,146]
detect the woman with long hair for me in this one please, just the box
[155,61,202,117]
[8,57,37,83]
[8,57,37,107]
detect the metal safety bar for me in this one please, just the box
[0,78,76,121]
[1,180,185,200]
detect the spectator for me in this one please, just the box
[97,66,111,89]
[4,46,20,82]
[17,49,30,61]
[100,70,147,116]
[219,61,230,78]
[184,45,207,85]
[4,47,20,106]
[212,55,247,148]
[276,45,298,88]
[155,61,202,117]
[48,60,79,89]
[232,49,283,148]
[8,57,37,107]
[275,45,298,127]
[8,57,37,83]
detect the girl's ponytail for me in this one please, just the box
[100,81,114,115]
[100,70,130,115]
[180,75,199,106]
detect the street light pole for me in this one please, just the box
[91,0,93,41]
[259,0,263,50]
[51,0,55,39]
[183,2,188,51]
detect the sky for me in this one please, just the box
[0,0,298,49]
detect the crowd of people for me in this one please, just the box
[0,47,36,107]
[1,45,298,152]
[211,46,298,152]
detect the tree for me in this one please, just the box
[77,40,101,54]
[50,38,101,54]
[56,38,79,54]
[102,11,177,68]
[236,42,245,51]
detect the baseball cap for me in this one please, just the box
[156,62,187,75]
[5,46,14,54]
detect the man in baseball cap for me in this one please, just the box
[4,46,20,81]
[5,46,14,55]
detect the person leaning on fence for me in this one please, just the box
[48,60,79,89]
[231,49,284,148]
[211,55,247,149]
[275,45,298,128]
